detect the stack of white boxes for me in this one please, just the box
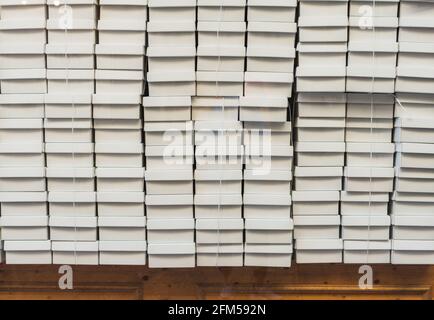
[145,0,196,268]
[0,0,51,264]
[392,0,434,264]
[294,0,348,263]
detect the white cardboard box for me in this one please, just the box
[244,170,292,195]
[148,243,195,268]
[298,43,347,67]
[1,216,48,241]
[98,216,147,241]
[96,143,143,168]
[96,168,144,192]
[198,21,246,47]
[96,44,145,70]
[194,194,242,219]
[147,218,195,243]
[148,0,196,21]
[294,215,341,239]
[146,194,194,219]
[196,243,243,267]
[147,21,196,47]
[0,143,45,167]
[297,93,346,118]
[243,194,291,219]
[247,22,296,48]
[97,192,145,217]
[396,66,434,94]
[146,145,193,170]
[4,240,52,265]
[392,192,434,216]
[0,44,45,69]
[296,66,346,93]
[348,42,398,68]
[93,94,141,120]
[144,121,193,146]
[394,93,434,119]
[346,143,395,167]
[346,66,396,94]
[99,241,147,266]
[341,191,390,216]
[399,17,434,44]
[46,167,95,192]
[148,46,195,72]
[0,0,47,20]
[49,216,97,241]
[347,93,394,119]
[0,19,46,44]
[99,0,148,21]
[240,97,288,123]
[147,71,196,97]
[245,219,293,244]
[52,241,99,265]
[247,46,295,73]
[48,191,96,217]
[46,19,96,45]
[245,145,293,171]
[244,244,292,267]
[196,71,244,97]
[46,143,94,168]
[44,118,92,143]
[296,117,345,142]
[195,121,242,146]
[0,167,46,192]
[46,44,94,69]
[198,0,246,22]
[392,240,434,265]
[0,192,47,216]
[192,96,239,121]
[95,119,142,143]
[392,215,434,240]
[294,167,343,191]
[396,168,434,194]
[197,46,245,72]
[395,118,434,144]
[95,70,143,95]
[47,69,94,94]
[398,42,434,72]
[341,215,391,240]
[349,16,398,42]
[195,170,242,194]
[47,0,97,21]
[344,240,391,264]
[0,69,46,94]
[396,143,434,169]
[45,94,92,119]
[196,219,244,244]
[299,0,349,16]
[0,94,44,119]
[296,142,345,167]
[97,20,146,45]
[244,122,292,146]
[196,145,244,170]
[295,239,343,264]
[344,167,394,192]
[143,97,192,122]
[245,72,293,97]
[145,170,193,195]
[0,119,43,142]
[292,191,340,216]
[247,0,297,22]
[350,0,399,17]
[345,117,393,142]
[298,16,348,43]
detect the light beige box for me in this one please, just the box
[194,194,242,219]
[46,143,94,168]
[47,19,96,45]
[96,168,144,192]
[295,239,343,264]
[392,215,434,240]
[243,194,291,219]
[192,96,239,121]
[398,42,434,72]
[350,0,399,17]
[99,0,148,21]
[346,143,394,167]
[297,93,346,118]
[346,66,396,94]
[247,46,295,73]
[93,94,141,120]
[147,71,196,97]
[148,243,195,268]
[97,20,146,45]
[0,192,47,216]
[0,19,46,45]
[244,122,292,146]
[244,244,292,267]
[0,167,45,192]
[0,216,48,241]
[52,241,99,265]
[245,145,293,171]
[46,167,95,192]
[44,118,92,143]
[392,192,434,216]
[196,71,244,97]
[349,16,398,42]
[299,0,349,16]
[294,215,341,239]
[344,240,391,264]
[198,21,246,47]
[195,170,242,194]
[146,194,194,219]
[47,69,94,94]
[396,168,434,194]
[145,170,193,195]
[99,241,147,266]
[296,142,345,167]
[395,118,434,144]
[143,97,191,122]
[247,22,296,48]
[298,16,348,43]
[244,72,293,98]
[400,0,434,19]
[4,240,52,265]
[0,94,44,119]
[197,46,245,72]
[147,21,196,47]
[394,93,434,119]
[244,170,292,195]
[292,191,340,216]
[347,93,394,119]
[399,17,434,44]
[344,167,394,192]
[296,117,345,142]
[147,219,195,243]
[196,219,244,244]
[146,145,193,170]
[396,143,434,169]
[198,0,246,22]
[97,192,145,217]
[342,216,391,240]
[0,69,46,94]
[49,216,97,241]
[346,118,393,142]
[245,219,293,244]
[195,121,242,146]
[392,240,434,265]
[48,0,97,21]
[341,191,390,216]
[96,45,145,71]
[197,243,243,267]
[97,147,143,170]
[95,70,143,95]
[45,94,92,119]
[0,0,47,20]
[46,44,94,69]
[248,0,297,22]
[348,42,398,68]
[94,119,141,144]
[240,97,288,123]
[98,217,147,241]
[144,121,193,146]
[148,0,196,21]
[0,119,43,142]
[296,66,346,93]
[196,145,244,170]
[0,44,45,69]
[48,191,96,217]
[295,167,343,191]
[147,46,195,72]
[396,66,434,94]
[298,43,347,67]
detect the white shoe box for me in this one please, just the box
[0,216,48,241]
[148,218,195,243]
[292,191,340,216]
[400,0,434,19]
[349,16,398,42]
[148,243,195,268]
[396,66,434,94]
[96,70,143,95]
[48,0,97,21]
[245,145,293,171]
[350,0,399,16]
[99,241,147,266]
[300,0,348,16]
[144,121,193,146]
[98,217,147,241]
[244,72,293,97]
[392,215,434,240]
[147,71,196,97]
[244,122,292,146]
[396,168,434,194]
[145,170,193,195]
[197,46,245,72]
[143,97,191,122]
[297,93,346,118]
[0,167,45,192]
[196,71,244,97]
[45,94,92,119]
[94,146,140,174]
[248,0,297,22]
[146,194,194,219]
[44,118,92,143]
[298,16,348,43]
[244,170,292,195]
[99,0,148,21]
[240,97,288,122]
[297,43,347,67]
[198,21,246,46]
[4,240,51,265]
[348,42,398,68]
[97,192,145,217]
[0,69,46,94]
[52,241,99,265]
[195,170,242,194]
[147,21,196,47]
[0,0,47,20]
[243,194,291,219]
[245,219,293,244]
[196,219,244,244]
[148,0,196,21]
[348,94,395,119]
[46,168,95,192]
[95,119,142,143]
[147,46,195,72]
[247,46,295,73]
[198,0,246,22]
[344,240,391,264]
[296,239,343,264]
[46,44,94,69]
[398,42,434,73]
[346,118,393,142]
[296,117,345,142]
[47,19,96,45]
[244,244,292,267]
[194,194,242,219]
[0,192,47,216]
[195,121,242,146]
[49,216,97,241]
[395,118,434,144]
[47,69,94,94]
[48,192,96,217]
[399,19,434,44]
[0,94,44,119]
[294,215,341,239]
[295,167,343,191]
[96,168,144,192]
[392,240,434,265]
[196,145,243,170]
[146,145,193,170]
[192,97,239,121]
[0,44,45,69]
[97,20,146,45]
[342,215,391,240]
[346,66,396,94]
[296,142,345,167]
[392,192,434,216]
[93,94,141,120]
[344,167,394,192]
[296,66,346,93]
[396,143,434,169]
[248,22,296,48]
[341,191,390,216]
[395,93,434,119]
[46,143,94,168]
[346,143,394,167]
[0,20,46,44]
[96,45,145,70]
[197,244,243,267]
[0,119,43,142]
